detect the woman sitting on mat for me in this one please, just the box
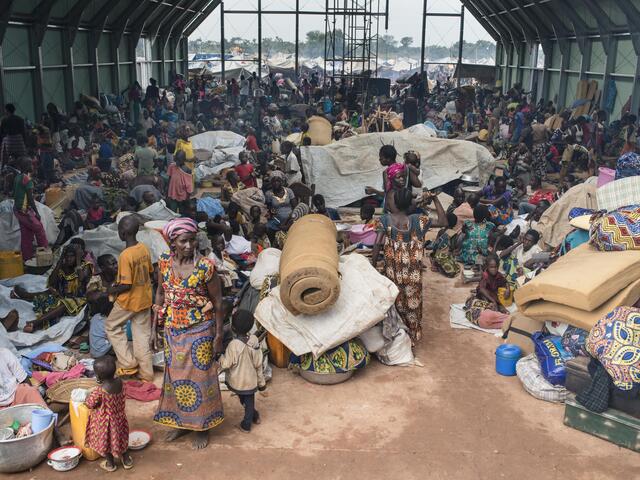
[11,243,91,333]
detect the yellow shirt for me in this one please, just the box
[116,243,153,312]
[175,138,194,161]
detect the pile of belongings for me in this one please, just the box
[254,215,413,382]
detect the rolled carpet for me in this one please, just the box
[279,214,340,315]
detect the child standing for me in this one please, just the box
[105,215,154,381]
[218,310,266,433]
[85,356,132,472]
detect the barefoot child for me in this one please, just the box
[85,356,132,472]
[217,310,266,433]
[464,254,511,329]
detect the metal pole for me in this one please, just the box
[221,1,225,82]
[420,0,427,75]
[295,0,299,78]
[456,4,464,88]
[257,0,262,79]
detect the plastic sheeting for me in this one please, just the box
[0,200,59,251]
[254,254,398,357]
[189,131,245,150]
[300,125,496,207]
[189,131,247,181]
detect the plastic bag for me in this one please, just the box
[532,332,574,386]
[376,329,415,366]
[359,324,386,353]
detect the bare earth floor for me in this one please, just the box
[9,269,640,479]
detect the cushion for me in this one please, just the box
[520,278,640,331]
[514,243,640,311]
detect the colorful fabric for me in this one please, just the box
[568,207,595,220]
[163,217,198,242]
[377,214,431,343]
[615,152,640,180]
[487,203,513,225]
[85,387,129,457]
[158,253,215,329]
[464,298,497,326]
[430,232,460,278]
[154,320,224,431]
[531,142,549,179]
[289,339,369,373]
[586,306,640,391]
[561,326,589,357]
[589,205,640,251]
[385,163,406,192]
[458,220,495,265]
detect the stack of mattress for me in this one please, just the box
[514,244,640,330]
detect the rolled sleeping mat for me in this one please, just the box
[279,214,340,316]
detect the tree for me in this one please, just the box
[400,36,413,49]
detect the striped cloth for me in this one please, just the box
[597,176,640,212]
[516,354,568,403]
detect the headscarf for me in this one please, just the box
[163,217,198,243]
[290,202,310,222]
[270,170,286,183]
[385,163,407,192]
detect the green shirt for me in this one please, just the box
[135,147,157,176]
[13,173,33,213]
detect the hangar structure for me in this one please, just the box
[0,0,638,121]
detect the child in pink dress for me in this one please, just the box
[85,356,132,472]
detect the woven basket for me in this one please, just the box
[46,378,98,404]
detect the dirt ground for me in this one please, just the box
[9,268,640,479]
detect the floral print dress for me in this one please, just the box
[377,214,431,344]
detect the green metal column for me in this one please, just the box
[28,27,45,119]
[600,38,617,111]
[112,35,121,94]
[63,29,76,113]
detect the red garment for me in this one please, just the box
[32,363,85,388]
[529,190,555,206]
[87,206,104,222]
[245,135,259,152]
[0,384,46,410]
[167,163,193,202]
[235,163,256,188]
[14,209,48,261]
[480,271,506,294]
[69,147,84,159]
[85,387,129,457]
[123,380,161,402]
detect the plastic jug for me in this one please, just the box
[70,397,100,460]
[31,409,57,433]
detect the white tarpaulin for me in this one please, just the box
[189,131,245,150]
[300,125,496,207]
[0,275,86,355]
[0,200,59,251]
[254,254,398,357]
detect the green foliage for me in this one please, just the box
[188,32,495,60]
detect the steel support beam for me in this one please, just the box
[161,0,202,49]
[62,28,76,111]
[295,0,299,77]
[28,27,45,119]
[475,0,519,46]
[220,1,225,82]
[600,38,618,112]
[420,0,427,74]
[113,1,150,48]
[460,1,501,43]
[456,5,465,88]
[183,1,220,39]
[66,0,91,44]
[493,0,535,44]
[33,0,56,47]
[257,0,262,79]
[0,0,15,44]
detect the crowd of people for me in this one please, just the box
[0,67,638,470]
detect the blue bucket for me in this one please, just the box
[495,344,522,376]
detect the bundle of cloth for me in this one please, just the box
[279,214,340,316]
[514,243,640,331]
[256,253,398,358]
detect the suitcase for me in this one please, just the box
[564,356,640,418]
[564,395,640,452]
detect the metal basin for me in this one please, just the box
[0,404,54,473]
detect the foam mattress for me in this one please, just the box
[514,243,640,312]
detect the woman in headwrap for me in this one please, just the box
[265,170,297,240]
[384,163,409,213]
[152,217,225,450]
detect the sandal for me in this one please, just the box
[99,459,117,472]
[121,455,133,470]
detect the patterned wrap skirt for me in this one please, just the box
[153,320,224,431]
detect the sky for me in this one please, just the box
[190,0,495,47]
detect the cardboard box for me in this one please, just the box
[500,312,545,356]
